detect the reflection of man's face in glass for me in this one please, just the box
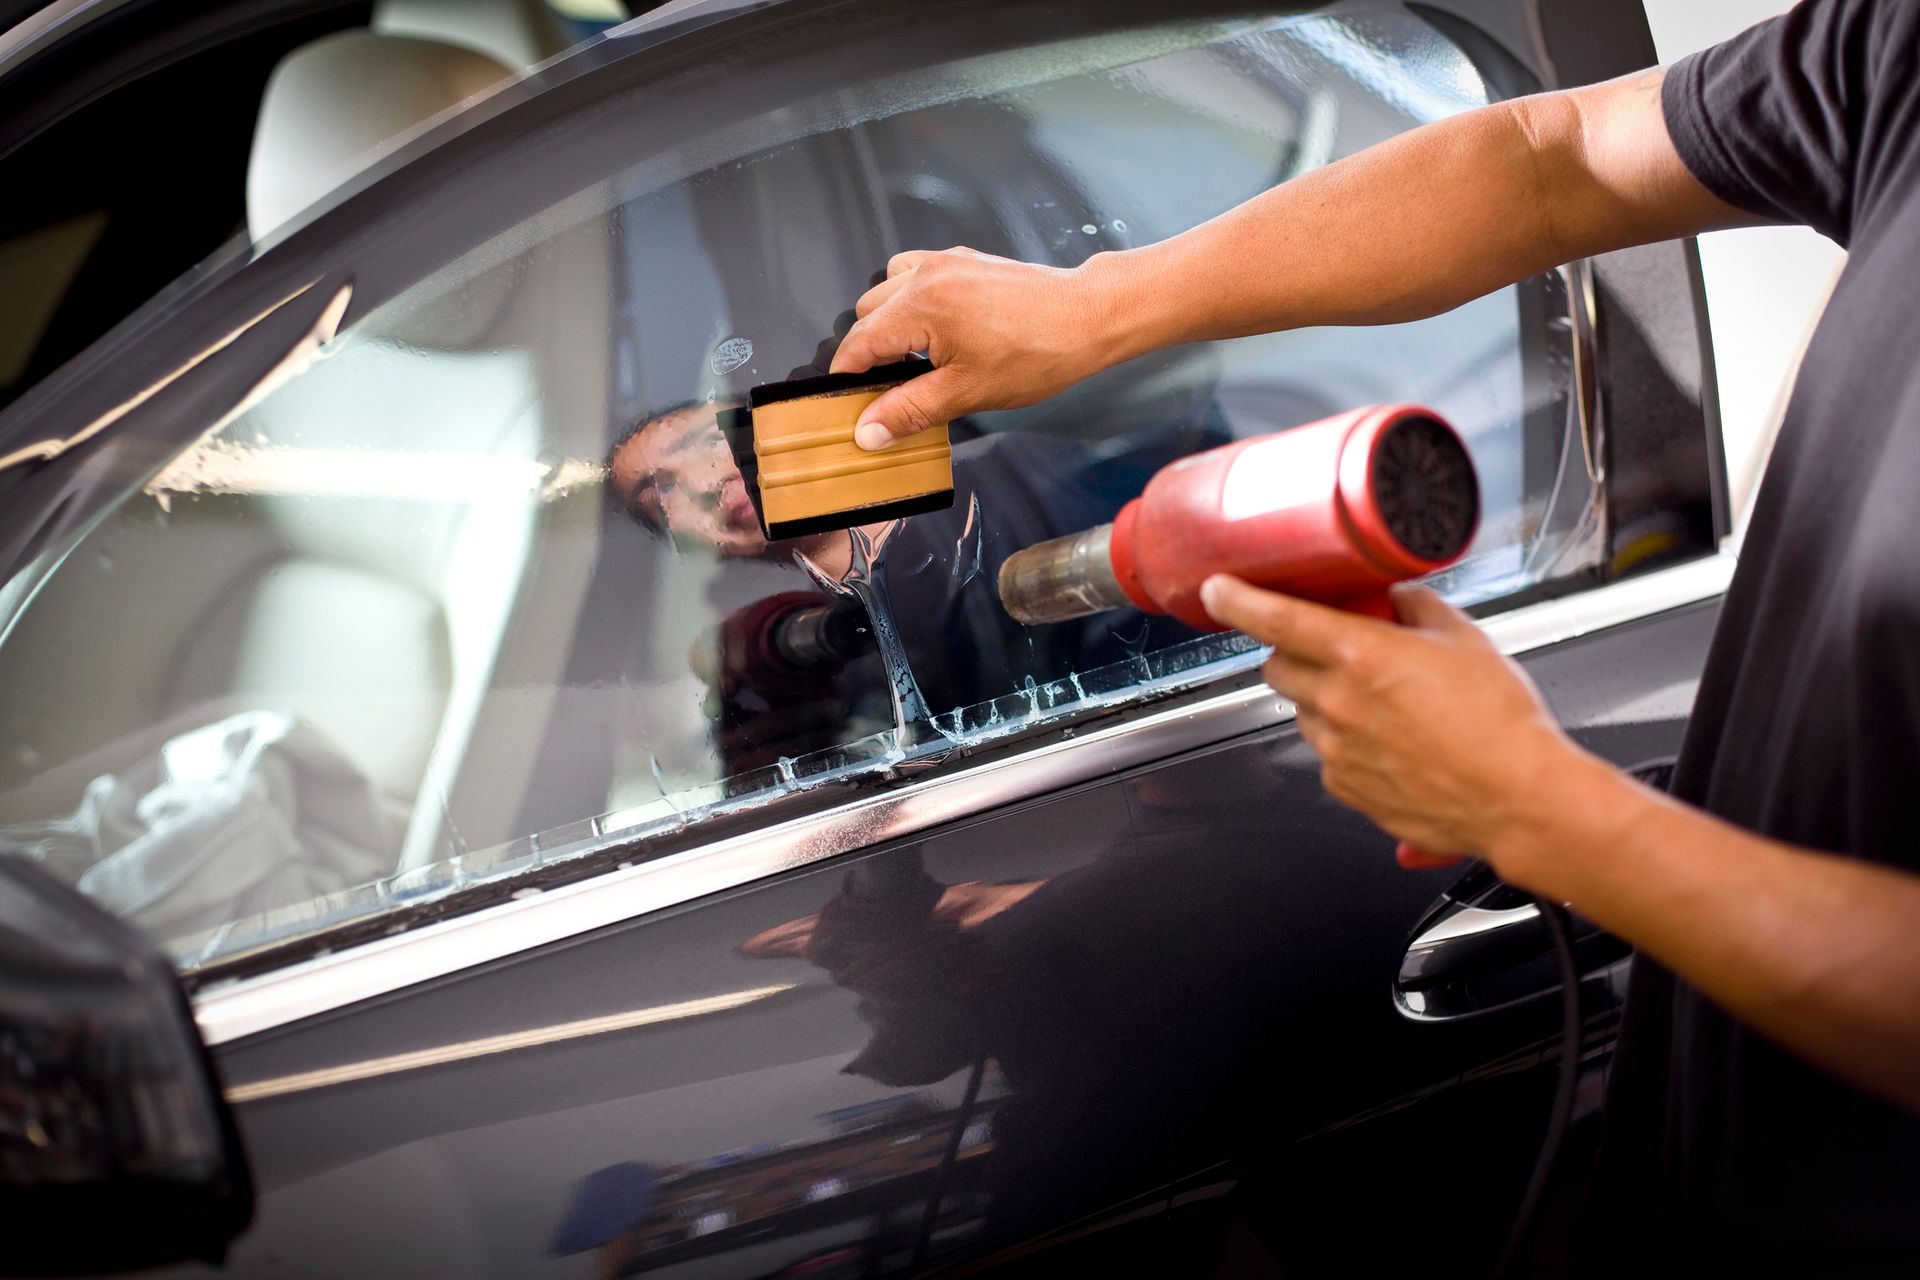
[609,405,770,559]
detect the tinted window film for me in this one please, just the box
[0,8,1596,968]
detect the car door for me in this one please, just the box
[0,0,1728,1276]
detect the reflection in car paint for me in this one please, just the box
[225,982,798,1102]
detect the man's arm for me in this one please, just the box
[1197,575,1920,1117]
[833,67,1757,449]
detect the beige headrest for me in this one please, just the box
[247,31,513,241]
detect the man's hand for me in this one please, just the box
[1199,574,1585,875]
[830,247,1129,450]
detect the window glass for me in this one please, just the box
[0,8,1597,968]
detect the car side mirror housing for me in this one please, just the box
[0,846,251,1275]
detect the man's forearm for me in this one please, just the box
[1504,753,1920,1114]
[1086,69,1751,361]
[835,68,1753,444]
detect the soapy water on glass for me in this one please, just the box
[796,524,950,754]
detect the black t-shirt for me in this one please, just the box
[1582,1,1920,1271]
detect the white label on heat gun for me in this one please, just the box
[1220,431,1340,521]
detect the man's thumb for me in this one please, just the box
[854,369,961,451]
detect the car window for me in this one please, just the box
[0,0,638,415]
[0,5,1597,971]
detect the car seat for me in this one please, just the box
[0,32,577,903]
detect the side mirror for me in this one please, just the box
[0,846,251,1275]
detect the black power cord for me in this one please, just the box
[1491,897,1582,1279]
[911,1046,990,1272]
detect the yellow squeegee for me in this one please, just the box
[717,359,954,541]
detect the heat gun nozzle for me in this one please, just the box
[998,522,1131,625]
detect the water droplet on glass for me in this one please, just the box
[1081,224,1098,235]
[710,336,754,375]
[1021,675,1041,717]
[951,494,983,587]
[96,552,115,573]
[1068,671,1089,701]
[1112,219,1128,233]
[650,756,688,832]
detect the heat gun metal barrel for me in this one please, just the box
[998,523,1129,625]
[998,406,1479,629]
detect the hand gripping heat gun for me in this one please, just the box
[998,404,1481,868]
[997,404,1481,629]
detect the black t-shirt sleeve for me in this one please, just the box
[1661,0,1911,245]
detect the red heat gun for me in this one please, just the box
[997,404,1481,867]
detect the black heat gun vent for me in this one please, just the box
[1371,414,1480,563]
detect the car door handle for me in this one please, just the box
[1397,902,1543,991]
[1393,874,1628,1022]
[1394,760,1671,1022]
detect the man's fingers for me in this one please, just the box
[854,271,913,320]
[886,249,939,278]
[1390,584,1473,632]
[1199,575,1360,665]
[854,367,963,450]
[1260,652,1324,703]
[831,302,928,377]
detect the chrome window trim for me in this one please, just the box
[192,550,1735,1046]
[0,0,118,75]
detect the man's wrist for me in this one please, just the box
[1076,247,1180,366]
[1483,732,1645,902]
